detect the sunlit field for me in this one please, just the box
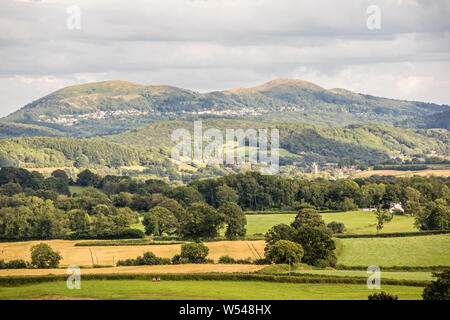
[0,280,424,300]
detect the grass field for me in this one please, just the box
[337,234,450,266]
[0,280,424,300]
[242,214,297,235]
[0,240,266,267]
[257,265,433,281]
[241,211,417,235]
[68,185,88,195]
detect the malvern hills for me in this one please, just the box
[1,78,449,139]
[0,78,449,183]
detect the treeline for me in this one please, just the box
[188,172,449,230]
[0,167,449,242]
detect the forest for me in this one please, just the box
[0,167,448,245]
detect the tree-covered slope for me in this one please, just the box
[0,137,174,171]
[104,119,450,166]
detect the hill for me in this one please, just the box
[1,78,448,138]
[397,110,450,130]
[0,137,178,180]
[104,119,450,166]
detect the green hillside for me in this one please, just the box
[104,119,450,166]
[0,137,178,180]
[1,78,448,138]
[0,119,448,182]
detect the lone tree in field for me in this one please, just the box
[374,206,393,233]
[327,221,346,234]
[265,240,304,265]
[218,202,247,240]
[180,242,209,263]
[30,243,62,268]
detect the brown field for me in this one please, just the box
[0,264,264,277]
[352,169,450,178]
[0,240,266,267]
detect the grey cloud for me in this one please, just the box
[0,0,449,117]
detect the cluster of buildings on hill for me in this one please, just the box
[39,109,149,126]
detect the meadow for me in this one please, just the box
[258,265,434,281]
[337,234,450,267]
[0,280,424,300]
[241,211,417,235]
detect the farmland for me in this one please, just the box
[0,240,266,267]
[0,280,424,300]
[242,211,417,236]
[337,234,450,267]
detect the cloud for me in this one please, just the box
[0,0,449,117]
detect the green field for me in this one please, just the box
[243,214,296,235]
[241,211,417,236]
[258,265,433,281]
[337,234,450,266]
[68,185,89,195]
[0,280,424,300]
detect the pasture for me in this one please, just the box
[258,265,434,281]
[0,280,424,300]
[337,234,450,267]
[242,211,417,235]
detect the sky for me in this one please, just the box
[0,0,449,117]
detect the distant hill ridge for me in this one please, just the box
[1,78,448,138]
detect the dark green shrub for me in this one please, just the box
[171,254,189,265]
[368,291,398,300]
[253,258,270,265]
[6,259,29,269]
[218,255,236,264]
[116,259,135,266]
[0,260,5,269]
[117,251,171,266]
[327,221,346,234]
[235,258,252,264]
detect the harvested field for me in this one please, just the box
[0,240,266,267]
[352,169,450,178]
